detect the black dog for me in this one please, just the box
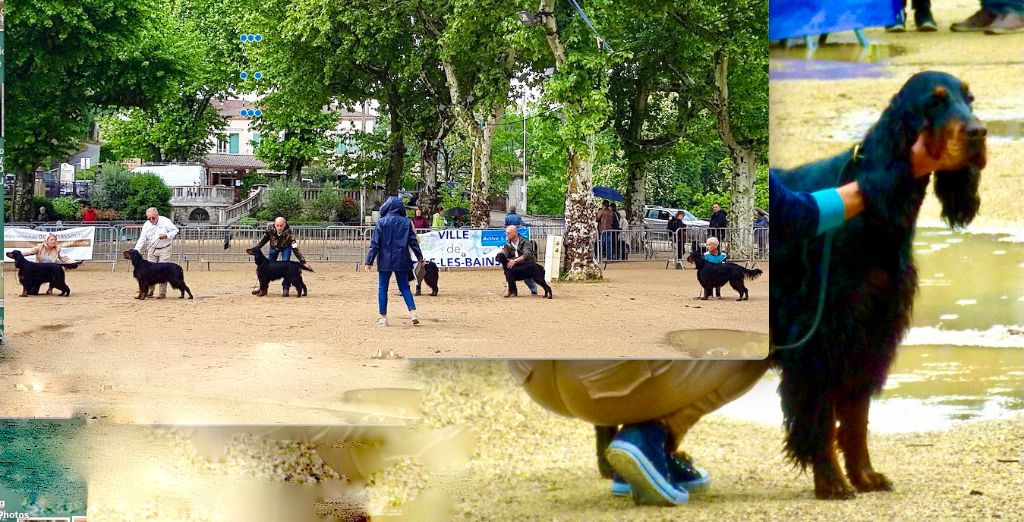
[122,249,193,300]
[246,247,311,297]
[772,72,985,499]
[5,250,71,296]
[495,252,553,299]
[686,251,762,301]
[408,260,439,296]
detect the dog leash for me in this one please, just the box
[774,143,861,351]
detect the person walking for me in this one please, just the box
[364,196,424,326]
[667,211,686,269]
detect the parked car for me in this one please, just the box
[642,205,709,230]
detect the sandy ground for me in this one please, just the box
[770,1,1024,230]
[408,361,1024,521]
[0,262,767,422]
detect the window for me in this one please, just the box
[217,136,229,154]
[336,136,347,155]
[250,131,261,148]
[228,133,240,154]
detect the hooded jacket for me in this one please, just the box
[365,196,423,272]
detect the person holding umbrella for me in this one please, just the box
[432,206,446,228]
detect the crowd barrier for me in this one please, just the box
[5,223,769,270]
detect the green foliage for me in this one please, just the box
[304,166,339,183]
[91,165,135,210]
[51,197,83,221]
[123,174,172,220]
[310,183,342,221]
[339,196,360,223]
[262,182,304,221]
[76,167,97,181]
[242,173,272,193]
[238,217,262,227]
[5,0,182,218]
[30,197,55,219]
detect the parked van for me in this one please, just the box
[131,163,207,187]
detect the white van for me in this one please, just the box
[132,163,207,187]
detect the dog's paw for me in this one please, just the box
[814,478,857,500]
[849,470,893,493]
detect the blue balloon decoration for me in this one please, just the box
[240,109,247,116]
[254,34,263,42]
[247,34,256,42]
[254,109,263,117]
[240,34,247,42]
[253,72,263,80]
[239,72,248,79]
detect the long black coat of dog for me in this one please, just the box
[246,247,311,297]
[686,251,762,300]
[771,72,986,499]
[6,250,72,296]
[495,252,553,298]
[122,249,194,300]
[407,260,440,296]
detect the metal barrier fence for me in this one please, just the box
[5,223,768,270]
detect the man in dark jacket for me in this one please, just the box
[364,196,425,326]
[500,225,541,297]
[667,211,686,269]
[255,217,311,268]
[708,203,728,250]
[504,208,525,227]
[596,200,616,260]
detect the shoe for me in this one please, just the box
[605,422,689,506]
[950,9,998,31]
[377,318,388,327]
[885,21,906,32]
[985,12,1024,34]
[915,10,938,31]
[610,453,711,496]
[410,310,419,325]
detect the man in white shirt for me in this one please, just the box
[133,207,179,298]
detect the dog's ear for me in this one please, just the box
[933,166,981,229]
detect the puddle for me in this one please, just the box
[986,119,1023,141]
[719,230,1024,432]
[665,329,769,359]
[770,42,905,81]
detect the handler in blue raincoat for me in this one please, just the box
[364,196,424,327]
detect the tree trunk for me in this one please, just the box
[625,157,646,229]
[710,50,756,261]
[419,141,440,216]
[562,138,601,280]
[15,171,35,221]
[386,96,406,197]
[469,103,505,227]
[623,77,652,229]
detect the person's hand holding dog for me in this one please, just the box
[363,264,372,272]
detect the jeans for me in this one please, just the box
[601,232,614,260]
[268,246,292,262]
[524,278,538,294]
[983,0,1024,14]
[378,271,416,316]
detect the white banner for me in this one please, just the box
[4,227,96,262]
[417,228,529,268]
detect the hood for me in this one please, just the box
[380,196,407,217]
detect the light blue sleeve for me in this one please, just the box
[812,189,845,235]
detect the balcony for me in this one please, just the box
[170,185,236,205]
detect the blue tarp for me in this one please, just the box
[770,0,902,41]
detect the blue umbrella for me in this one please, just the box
[592,186,624,202]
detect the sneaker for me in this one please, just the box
[410,310,419,325]
[605,422,689,506]
[985,12,1024,34]
[885,21,906,32]
[610,453,711,496]
[377,318,388,327]
[915,9,938,31]
[950,9,998,31]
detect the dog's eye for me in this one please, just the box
[965,92,975,104]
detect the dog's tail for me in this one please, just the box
[743,267,763,280]
[301,264,314,272]
[63,262,83,270]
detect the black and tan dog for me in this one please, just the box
[122,249,193,300]
[772,71,985,499]
[685,251,762,301]
[6,250,72,296]
[245,247,311,297]
[408,260,440,296]
[495,252,553,299]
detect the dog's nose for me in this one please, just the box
[965,120,987,140]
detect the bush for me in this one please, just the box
[122,174,172,220]
[242,173,271,193]
[310,183,342,221]
[262,182,303,221]
[303,165,338,183]
[91,163,134,210]
[238,217,263,228]
[51,197,82,221]
[76,167,96,181]
[338,196,359,223]
[30,196,54,219]
[94,208,122,220]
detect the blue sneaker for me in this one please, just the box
[605,422,689,506]
[610,453,711,496]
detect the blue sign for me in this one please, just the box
[480,227,529,247]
